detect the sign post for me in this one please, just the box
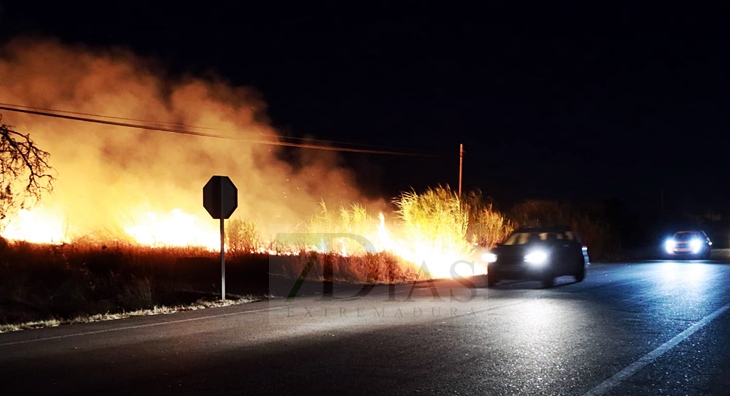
[203,175,238,300]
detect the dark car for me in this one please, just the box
[663,230,712,259]
[482,226,589,288]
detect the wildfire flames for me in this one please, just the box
[1,205,485,279]
[2,208,69,244]
[0,37,483,279]
[123,208,219,248]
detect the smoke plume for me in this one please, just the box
[0,36,385,242]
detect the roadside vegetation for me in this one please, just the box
[395,185,471,256]
[0,295,259,333]
[510,200,620,260]
[0,240,266,328]
[461,189,514,248]
[0,185,518,329]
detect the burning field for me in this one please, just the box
[0,37,513,325]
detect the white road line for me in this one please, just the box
[0,306,285,347]
[583,302,730,396]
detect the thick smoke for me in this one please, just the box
[0,36,385,241]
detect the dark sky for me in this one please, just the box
[2,2,729,213]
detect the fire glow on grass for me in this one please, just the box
[1,208,70,244]
[373,213,485,278]
[1,206,484,279]
[123,208,219,248]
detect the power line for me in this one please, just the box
[0,104,437,157]
[0,102,223,131]
[0,102,399,150]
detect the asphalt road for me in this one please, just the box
[2,260,730,395]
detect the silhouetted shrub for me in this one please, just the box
[510,200,620,260]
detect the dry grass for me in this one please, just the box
[270,250,427,284]
[303,201,377,256]
[394,185,472,255]
[0,236,421,328]
[393,185,514,253]
[0,295,260,333]
[0,239,261,327]
[462,189,514,248]
[226,218,262,255]
[0,186,517,328]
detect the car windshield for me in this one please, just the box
[503,231,573,245]
[503,232,532,245]
[674,232,699,241]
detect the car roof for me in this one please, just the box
[513,226,574,233]
[674,230,705,235]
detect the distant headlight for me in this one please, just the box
[524,250,548,265]
[664,239,676,254]
[690,238,702,253]
[481,252,497,263]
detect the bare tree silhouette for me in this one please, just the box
[0,114,55,226]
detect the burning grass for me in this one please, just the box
[0,186,515,328]
[395,186,470,255]
[269,251,427,284]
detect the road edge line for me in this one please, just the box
[582,302,730,396]
[0,306,285,347]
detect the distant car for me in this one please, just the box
[663,230,712,259]
[480,226,589,288]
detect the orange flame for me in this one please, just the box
[123,208,219,249]
[1,207,483,279]
[1,208,70,244]
[372,212,485,278]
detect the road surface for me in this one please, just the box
[2,260,730,395]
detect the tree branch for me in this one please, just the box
[0,118,55,223]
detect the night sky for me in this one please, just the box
[2,2,729,214]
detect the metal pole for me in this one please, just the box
[458,143,463,199]
[220,196,226,301]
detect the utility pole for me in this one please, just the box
[458,143,464,199]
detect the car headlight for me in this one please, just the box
[690,238,702,253]
[481,252,497,263]
[664,239,676,254]
[524,250,548,265]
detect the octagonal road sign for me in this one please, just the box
[203,175,238,219]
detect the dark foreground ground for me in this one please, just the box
[2,257,730,395]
